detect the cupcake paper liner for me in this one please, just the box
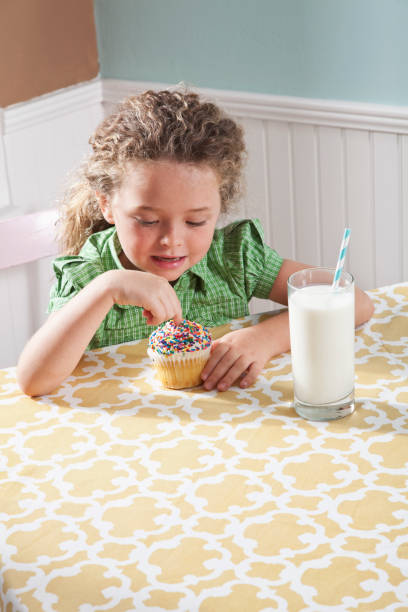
[147,347,211,389]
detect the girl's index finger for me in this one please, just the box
[172,308,183,326]
[170,291,183,325]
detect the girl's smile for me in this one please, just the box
[99,160,221,282]
[151,255,187,270]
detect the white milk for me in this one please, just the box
[289,284,355,405]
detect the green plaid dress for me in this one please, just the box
[48,219,283,349]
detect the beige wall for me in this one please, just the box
[0,0,99,107]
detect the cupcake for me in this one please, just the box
[148,319,212,389]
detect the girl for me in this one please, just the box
[17,89,374,396]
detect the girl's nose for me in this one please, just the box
[159,228,182,248]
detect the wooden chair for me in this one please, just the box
[0,208,59,269]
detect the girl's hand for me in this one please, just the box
[105,270,182,325]
[201,326,272,392]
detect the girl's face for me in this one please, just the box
[100,160,221,282]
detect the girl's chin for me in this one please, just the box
[155,269,185,282]
[128,263,185,281]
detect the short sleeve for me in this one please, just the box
[48,256,104,313]
[223,218,283,300]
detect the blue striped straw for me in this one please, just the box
[332,228,351,289]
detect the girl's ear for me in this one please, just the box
[96,191,115,225]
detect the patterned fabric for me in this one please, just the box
[48,219,283,349]
[1,283,408,611]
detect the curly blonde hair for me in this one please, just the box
[58,89,246,255]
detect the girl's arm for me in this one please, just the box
[201,259,374,392]
[268,260,375,326]
[17,270,182,396]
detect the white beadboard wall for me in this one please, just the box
[1,78,408,368]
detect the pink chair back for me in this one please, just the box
[0,208,59,270]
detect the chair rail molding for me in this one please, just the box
[3,78,103,134]
[102,78,408,134]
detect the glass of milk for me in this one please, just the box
[288,267,355,421]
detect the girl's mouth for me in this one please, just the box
[151,255,186,269]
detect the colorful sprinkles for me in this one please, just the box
[148,319,212,355]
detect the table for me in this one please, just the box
[1,283,408,611]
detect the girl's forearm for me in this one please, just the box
[17,273,115,396]
[255,310,291,358]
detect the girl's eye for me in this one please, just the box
[187,220,206,227]
[136,218,158,226]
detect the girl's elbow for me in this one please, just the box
[17,365,41,397]
[18,376,59,397]
[17,361,56,397]
[17,370,36,396]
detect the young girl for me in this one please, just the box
[17,89,374,396]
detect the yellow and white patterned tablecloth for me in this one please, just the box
[1,284,408,611]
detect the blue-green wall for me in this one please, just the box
[94,0,408,106]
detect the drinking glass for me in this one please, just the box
[288,267,355,421]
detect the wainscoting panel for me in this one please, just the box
[373,132,402,288]
[318,126,346,269]
[291,124,321,265]
[1,78,408,367]
[344,130,375,290]
[239,117,270,235]
[265,121,295,260]
[239,116,273,313]
[3,81,104,214]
